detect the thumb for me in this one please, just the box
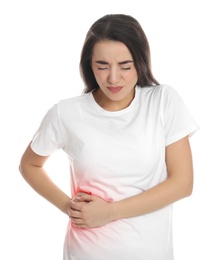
[76,193,92,202]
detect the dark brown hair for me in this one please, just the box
[80,14,159,93]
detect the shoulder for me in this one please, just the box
[138,84,178,101]
[59,92,90,106]
[138,84,175,94]
[56,92,91,112]
[43,93,91,122]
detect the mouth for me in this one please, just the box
[107,86,123,93]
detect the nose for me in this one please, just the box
[108,68,120,85]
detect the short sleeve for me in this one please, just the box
[162,86,200,146]
[31,104,65,156]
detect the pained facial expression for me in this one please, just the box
[91,40,138,111]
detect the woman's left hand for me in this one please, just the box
[67,193,114,229]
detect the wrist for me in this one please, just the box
[60,197,72,216]
[109,201,121,221]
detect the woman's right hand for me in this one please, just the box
[67,192,114,229]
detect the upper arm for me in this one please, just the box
[20,142,49,169]
[165,136,194,194]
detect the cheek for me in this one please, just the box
[93,70,105,82]
[126,71,138,83]
[93,70,100,79]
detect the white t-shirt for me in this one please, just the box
[31,85,199,260]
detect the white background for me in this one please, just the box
[0,0,223,259]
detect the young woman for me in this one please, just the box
[19,14,199,260]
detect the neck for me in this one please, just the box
[92,88,135,111]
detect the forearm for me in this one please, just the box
[68,137,194,228]
[111,137,194,221]
[19,164,71,215]
[111,178,192,220]
[70,177,193,229]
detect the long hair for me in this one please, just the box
[80,14,159,93]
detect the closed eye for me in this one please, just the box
[97,67,108,70]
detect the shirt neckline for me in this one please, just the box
[88,86,140,116]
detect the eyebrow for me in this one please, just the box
[95,60,134,65]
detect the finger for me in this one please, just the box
[75,224,88,229]
[70,217,84,225]
[72,192,87,202]
[70,201,86,211]
[67,204,82,218]
[76,193,92,202]
[72,221,88,229]
[70,216,89,229]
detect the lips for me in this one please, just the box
[107,86,123,93]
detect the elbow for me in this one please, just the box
[171,176,193,200]
[19,160,23,174]
[185,187,193,198]
[181,180,193,198]
[19,161,26,178]
[19,159,31,179]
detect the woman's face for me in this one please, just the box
[91,40,138,111]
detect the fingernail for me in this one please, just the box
[76,194,83,201]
